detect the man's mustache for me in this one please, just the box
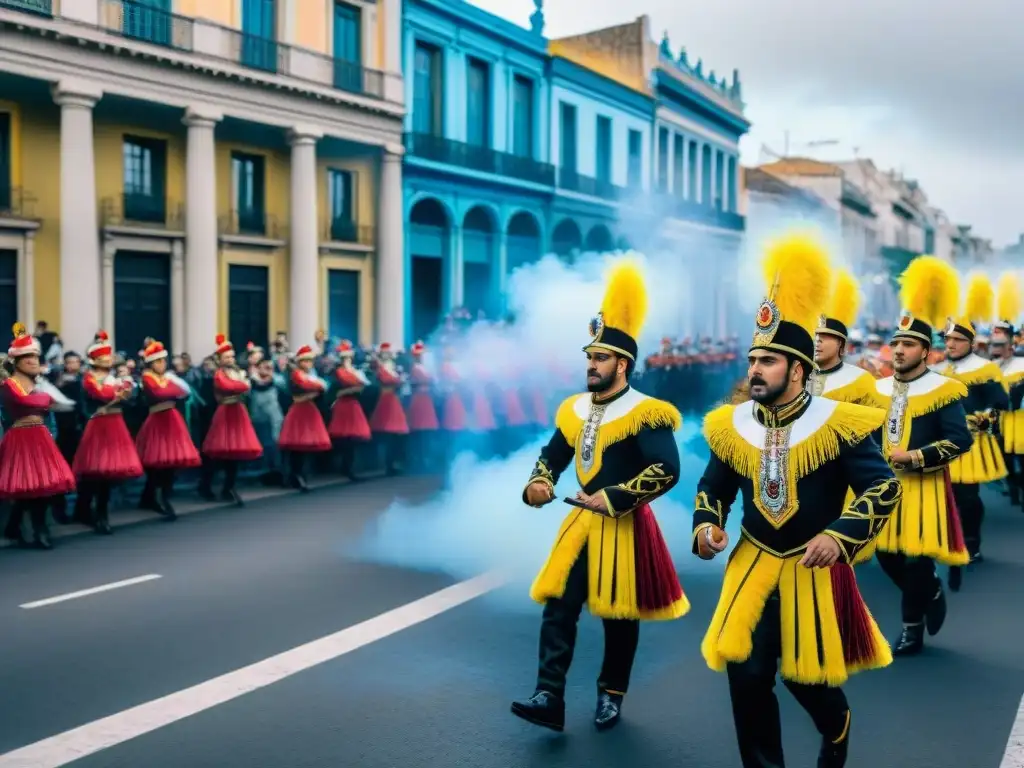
[587,369,599,377]
[750,377,766,386]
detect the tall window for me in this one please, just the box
[558,102,576,172]
[657,127,669,192]
[727,156,737,211]
[673,134,684,196]
[231,152,266,234]
[626,129,642,188]
[465,57,490,147]
[595,115,611,183]
[412,42,443,136]
[328,168,355,241]
[333,2,362,93]
[0,112,10,210]
[123,136,166,222]
[511,75,534,158]
[241,0,277,72]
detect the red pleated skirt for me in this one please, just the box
[279,401,332,452]
[135,408,202,470]
[329,396,371,441]
[202,402,264,461]
[632,504,685,612]
[502,389,529,427]
[407,392,440,432]
[370,391,409,434]
[529,388,549,427]
[441,392,468,432]
[0,424,77,499]
[73,414,144,481]
[470,390,496,432]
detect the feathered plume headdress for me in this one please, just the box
[817,269,861,341]
[995,272,1021,336]
[585,258,648,361]
[894,255,959,345]
[751,232,832,366]
[963,273,995,326]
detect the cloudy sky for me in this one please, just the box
[473,0,1022,247]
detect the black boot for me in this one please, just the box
[892,623,924,656]
[510,691,565,732]
[817,712,850,767]
[948,566,962,592]
[31,505,53,550]
[594,690,623,731]
[925,581,947,636]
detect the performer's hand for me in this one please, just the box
[696,524,728,559]
[525,482,554,507]
[799,534,842,568]
[575,491,607,513]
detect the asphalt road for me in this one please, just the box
[0,478,1021,768]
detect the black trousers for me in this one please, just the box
[75,479,112,524]
[535,549,639,698]
[142,468,176,503]
[726,593,849,768]
[952,483,984,554]
[876,552,937,624]
[1004,451,1020,501]
[199,458,238,493]
[3,498,48,541]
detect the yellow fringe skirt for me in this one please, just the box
[702,538,891,687]
[530,506,690,621]
[1002,411,1024,454]
[875,470,970,566]
[948,432,1007,484]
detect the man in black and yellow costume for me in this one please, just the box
[871,256,972,656]
[808,269,883,405]
[511,260,689,733]
[693,234,902,768]
[993,272,1024,508]
[941,273,1007,584]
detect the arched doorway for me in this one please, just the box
[551,218,582,262]
[409,197,450,341]
[462,205,496,319]
[506,211,542,273]
[585,224,614,253]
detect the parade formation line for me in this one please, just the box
[18,575,164,610]
[0,571,507,768]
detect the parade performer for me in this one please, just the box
[0,324,76,549]
[872,256,971,655]
[808,270,882,406]
[693,234,901,768]
[511,259,688,734]
[439,346,469,434]
[941,273,1007,586]
[279,344,332,491]
[328,340,371,480]
[369,343,408,474]
[992,272,1024,507]
[199,334,263,505]
[405,340,440,470]
[135,339,201,519]
[72,330,143,534]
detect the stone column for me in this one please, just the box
[448,226,464,310]
[288,126,322,347]
[494,231,508,317]
[183,106,222,355]
[376,144,405,346]
[101,237,116,345]
[53,80,102,352]
[382,0,403,102]
[21,231,35,330]
[171,239,186,352]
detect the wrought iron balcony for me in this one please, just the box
[557,169,621,201]
[657,194,746,231]
[100,196,183,229]
[323,217,374,245]
[0,0,51,17]
[99,0,191,51]
[404,133,556,187]
[0,187,39,219]
[219,209,283,239]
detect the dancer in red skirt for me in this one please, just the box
[369,342,408,474]
[328,340,371,479]
[439,347,469,434]
[279,344,331,491]
[135,339,201,519]
[0,323,77,549]
[199,334,262,506]
[405,340,440,471]
[71,330,143,534]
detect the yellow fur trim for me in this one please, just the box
[875,472,970,565]
[828,270,861,329]
[1002,410,1024,454]
[823,370,886,408]
[898,256,959,328]
[703,401,885,484]
[876,376,967,421]
[599,259,648,341]
[964,273,995,325]
[943,360,1003,388]
[529,508,690,620]
[701,539,891,685]
[762,232,833,336]
[948,433,1007,484]
[998,272,1022,324]
[1003,370,1024,388]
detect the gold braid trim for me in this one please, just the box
[609,463,674,515]
[825,370,888,409]
[945,360,1003,387]
[554,392,682,447]
[824,477,903,563]
[702,401,886,483]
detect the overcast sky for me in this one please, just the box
[472,0,1022,247]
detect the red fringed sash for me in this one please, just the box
[830,563,878,666]
[632,504,684,611]
[942,468,968,554]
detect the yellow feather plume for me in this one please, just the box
[898,256,959,328]
[997,272,1021,323]
[964,273,995,324]
[828,270,861,328]
[761,232,832,335]
[11,322,26,338]
[599,258,648,340]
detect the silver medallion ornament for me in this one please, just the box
[758,425,793,521]
[579,401,608,473]
[886,379,909,447]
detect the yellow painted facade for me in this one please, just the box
[176,0,239,28]
[296,0,328,54]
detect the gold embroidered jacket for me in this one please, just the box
[523,386,681,517]
[693,392,902,563]
[941,353,1009,431]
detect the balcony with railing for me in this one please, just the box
[322,217,374,246]
[405,133,556,188]
[1,0,51,16]
[557,169,621,202]
[219,209,284,240]
[0,187,39,221]
[100,195,183,230]
[657,194,746,231]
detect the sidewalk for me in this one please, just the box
[0,471,386,549]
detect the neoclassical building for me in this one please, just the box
[0,0,403,355]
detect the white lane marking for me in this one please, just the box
[1000,693,1024,768]
[0,570,506,768]
[19,575,164,610]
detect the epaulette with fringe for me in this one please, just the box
[875,376,967,419]
[554,391,682,449]
[702,400,885,483]
[825,369,887,409]
[945,361,1003,388]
